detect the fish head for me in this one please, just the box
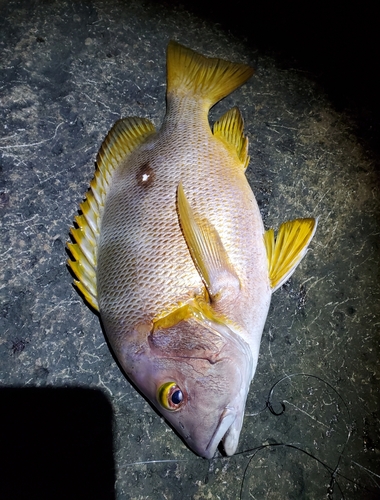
[120,316,253,459]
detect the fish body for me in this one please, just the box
[68,42,317,458]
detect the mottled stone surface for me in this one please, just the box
[0,1,379,499]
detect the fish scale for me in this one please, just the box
[68,41,317,458]
[99,123,259,338]
[103,119,223,292]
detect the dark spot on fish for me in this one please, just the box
[137,162,155,188]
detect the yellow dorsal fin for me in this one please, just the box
[67,117,156,310]
[167,41,254,108]
[213,107,250,169]
[177,182,240,303]
[96,117,156,168]
[264,218,318,292]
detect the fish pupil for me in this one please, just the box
[171,389,183,405]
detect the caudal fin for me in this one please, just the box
[166,41,254,108]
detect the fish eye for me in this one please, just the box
[157,382,184,411]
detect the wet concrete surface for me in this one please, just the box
[0,1,379,499]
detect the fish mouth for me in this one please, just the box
[204,407,236,459]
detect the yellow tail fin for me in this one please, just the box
[166,41,254,108]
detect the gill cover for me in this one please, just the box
[126,314,253,459]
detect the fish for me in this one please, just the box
[67,41,317,459]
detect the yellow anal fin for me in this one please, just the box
[264,218,318,292]
[213,107,250,170]
[167,41,254,108]
[177,182,240,303]
[67,116,156,311]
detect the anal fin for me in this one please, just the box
[265,218,318,292]
[213,107,250,170]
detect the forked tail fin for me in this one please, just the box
[166,41,254,109]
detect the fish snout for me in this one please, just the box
[203,406,237,459]
[222,409,245,456]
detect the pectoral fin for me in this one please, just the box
[177,182,240,303]
[265,218,318,292]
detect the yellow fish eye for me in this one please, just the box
[157,382,184,411]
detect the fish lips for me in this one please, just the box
[203,406,237,459]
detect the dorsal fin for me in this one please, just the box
[213,107,250,170]
[67,117,156,310]
[166,41,254,108]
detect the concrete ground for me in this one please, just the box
[1,1,379,499]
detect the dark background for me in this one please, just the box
[1,1,379,498]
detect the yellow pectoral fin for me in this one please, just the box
[177,182,240,303]
[265,218,318,292]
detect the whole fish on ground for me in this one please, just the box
[68,41,317,459]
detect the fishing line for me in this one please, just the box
[265,372,350,416]
[119,374,378,498]
[235,442,348,499]
[265,371,352,495]
[235,372,376,499]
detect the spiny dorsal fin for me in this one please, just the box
[96,117,156,168]
[177,182,240,304]
[167,41,254,108]
[264,218,318,292]
[213,107,250,170]
[67,117,156,311]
